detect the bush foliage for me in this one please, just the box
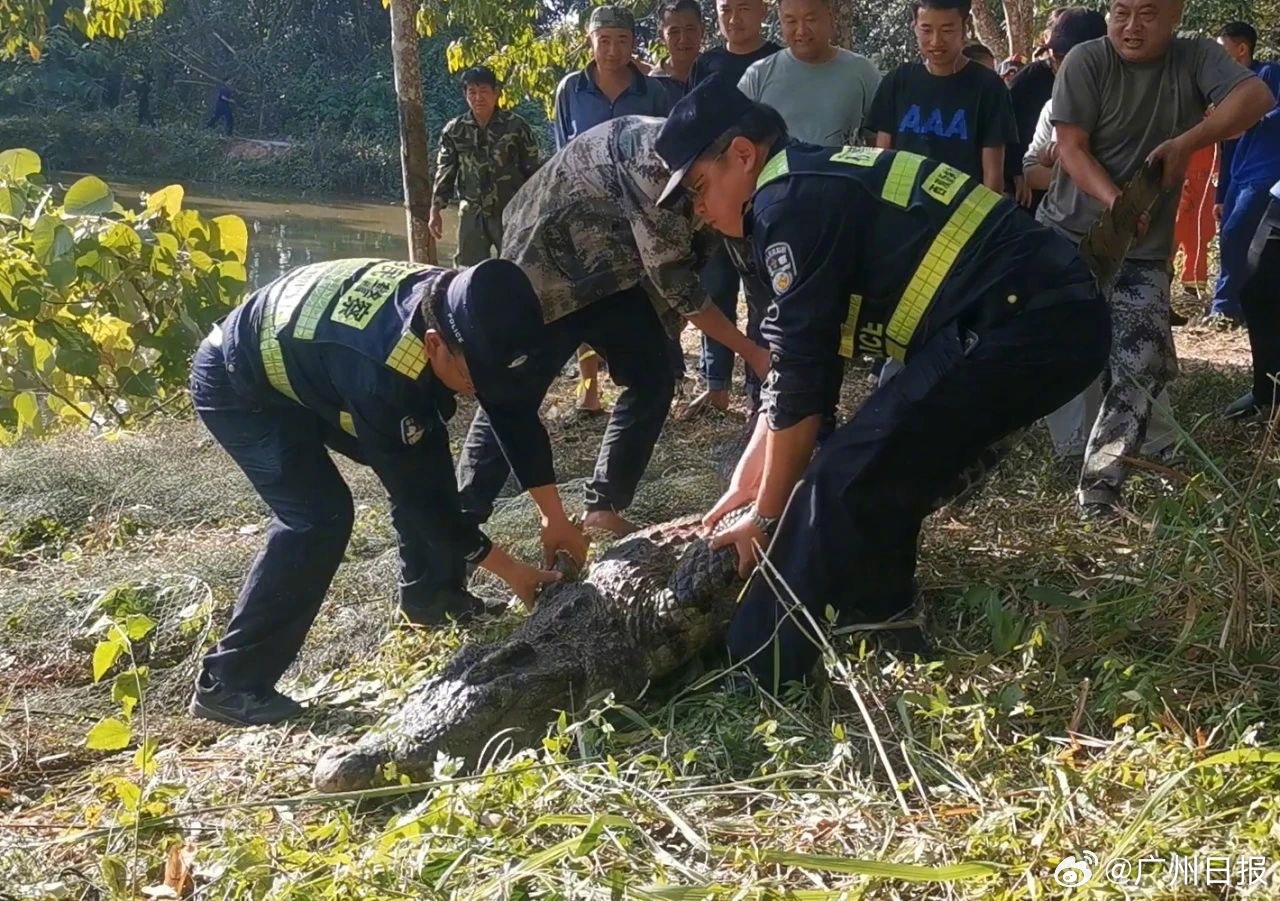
[0,147,246,441]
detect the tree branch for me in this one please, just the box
[971,0,1007,56]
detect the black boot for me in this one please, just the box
[189,671,303,727]
[400,586,487,627]
[1223,391,1263,422]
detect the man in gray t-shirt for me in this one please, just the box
[1036,0,1271,517]
[737,0,881,146]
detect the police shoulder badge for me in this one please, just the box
[764,242,796,295]
[400,416,426,446]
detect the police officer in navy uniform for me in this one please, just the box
[188,258,561,726]
[655,76,1112,690]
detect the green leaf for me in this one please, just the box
[0,268,44,319]
[217,259,248,284]
[154,232,179,256]
[572,816,609,856]
[211,214,249,261]
[78,248,122,283]
[124,613,156,641]
[0,148,41,181]
[99,855,127,895]
[117,368,160,398]
[133,738,159,776]
[189,249,215,272]
[985,590,1023,656]
[34,319,102,377]
[101,222,142,255]
[47,257,76,292]
[13,391,38,431]
[32,215,75,265]
[110,776,141,811]
[31,338,53,374]
[92,639,123,682]
[85,717,131,750]
[64,175,114,215]
[0,187,26,218]
[145,184,184,217]
[174,210,207,244]
[112,666,150,704]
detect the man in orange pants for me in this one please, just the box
[1172,142,1218,302]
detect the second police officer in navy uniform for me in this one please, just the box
[188,259,561,726]
[655,76,1113,690]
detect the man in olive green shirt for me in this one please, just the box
[430,66,542,266]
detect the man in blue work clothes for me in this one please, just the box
[656,77,1111,689]
[1212,22,1280,328]
[553,6,674,149]
[1225,180,1280,420]
[188,259,561,726]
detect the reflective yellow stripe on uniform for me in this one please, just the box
[838,294,864,358]
[385,330,427,379]
[259,264,341,403]
[881,152,925,208]
[293,258,381,340]
[885,185,1001,360]
[260,258,432,403]
[755,151,790,189]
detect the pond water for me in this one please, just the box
[97,177,459,289]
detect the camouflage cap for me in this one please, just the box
[588,5,636,32]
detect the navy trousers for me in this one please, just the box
[190,338,461,691]
[1241,198,1280,404]
[727,274,1112,689]
[455,285,676,521]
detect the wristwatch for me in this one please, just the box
[747,505,779,536]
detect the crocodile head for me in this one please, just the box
[313,516,743,793]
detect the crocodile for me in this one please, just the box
[312,408,1023,793]
[313,514,743,792]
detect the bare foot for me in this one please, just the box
[678,389,730,421]
[583,510,638,537]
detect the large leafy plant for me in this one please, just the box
[0,147,247,440]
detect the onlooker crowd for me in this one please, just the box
[428,0,1280,516]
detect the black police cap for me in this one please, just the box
[655,73,755,209]
[443,259,543,392]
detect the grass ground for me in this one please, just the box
[2,312,1280,899]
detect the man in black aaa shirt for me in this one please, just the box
[867,0,1017,192]
[689,0,781,88]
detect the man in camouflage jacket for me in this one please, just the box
[454,114,770,558]
[430,66,541,267]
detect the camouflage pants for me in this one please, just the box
[455,202,502,267]
[1078,260,1178,505]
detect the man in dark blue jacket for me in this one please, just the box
[1225,179,1280,420]
[189,258,560,726]
[657,77,1110,689]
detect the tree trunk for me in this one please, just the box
[388,0,436,264]
[1003,0,1036,59]
[970,0,1006,56]
[833,0,857,52]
